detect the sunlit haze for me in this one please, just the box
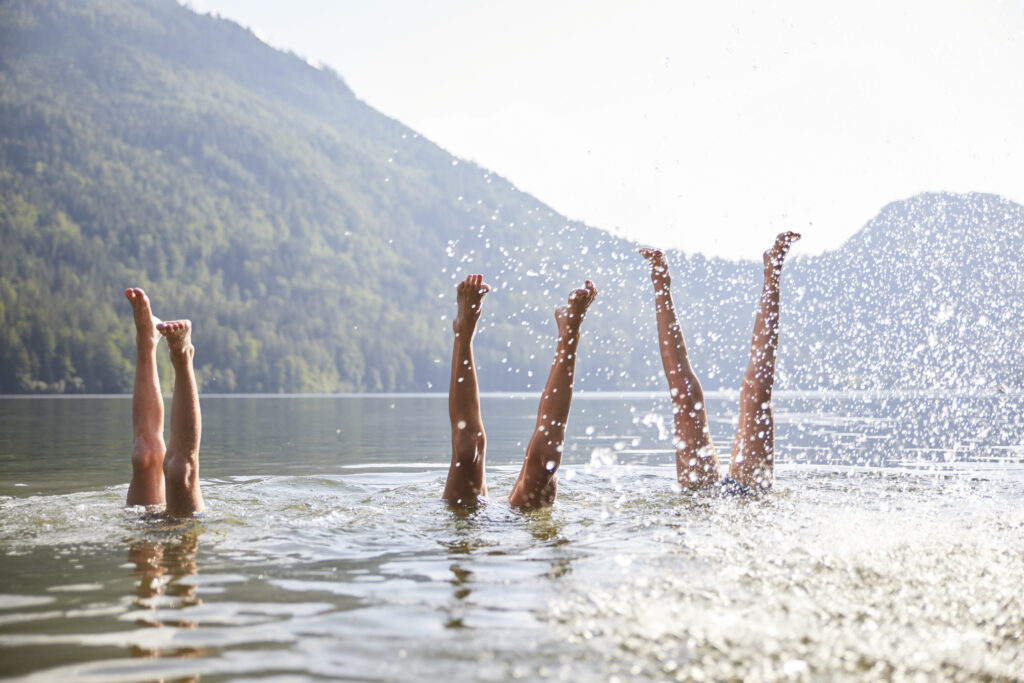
[184,0,1024,258]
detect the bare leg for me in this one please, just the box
[510,281,598,509]
[159,320,204,516]
[125,288,166,507]
[728,232,800,489]
[443,274,490,505]
[639,250,722,488]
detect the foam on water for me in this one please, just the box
[1,393,1023,680]
[1,465,1022,681]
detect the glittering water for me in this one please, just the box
[1,393,1022,681]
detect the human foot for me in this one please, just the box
[639,248,671,292]
[764,231,801,277]
[157,320,193,360]
[453,274,490,337]
[555,280,598,340]
[125,288,162,350]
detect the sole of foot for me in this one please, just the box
[157,320,193,358]
[454,274,490,336]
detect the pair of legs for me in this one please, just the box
[443,275,598,509]
[640,231,800,491]
[125,288,204,516]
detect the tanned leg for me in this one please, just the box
[639,250,721,489]
[509,281,597,509]
[728,232,800,490]
[443,274,490,505]
[125,288,166,507]
[159,320,205,516]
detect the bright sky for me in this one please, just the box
[184,0,1024,258]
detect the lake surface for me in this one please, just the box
[1,392,1022,681]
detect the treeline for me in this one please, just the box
[0,0,661,393]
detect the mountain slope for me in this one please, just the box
[787,192,1024,389]
[1,0,1022,394]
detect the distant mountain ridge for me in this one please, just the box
[1,0,1022,393]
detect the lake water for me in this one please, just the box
[1,392,1022,681]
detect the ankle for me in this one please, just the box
[136,340,159,356]
[169,345,195,364]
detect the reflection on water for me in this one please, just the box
[0,394,1022,680]
[128,527,202,634]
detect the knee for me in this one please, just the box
[163,449,198,487]
[537,475,557,506]
[512,474,557,509]
[131,435,165,470]
[735,466,773,491]
[452,428,485,464]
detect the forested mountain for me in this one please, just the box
[2,0,1022,394]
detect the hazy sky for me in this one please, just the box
[184,0,1024,258]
